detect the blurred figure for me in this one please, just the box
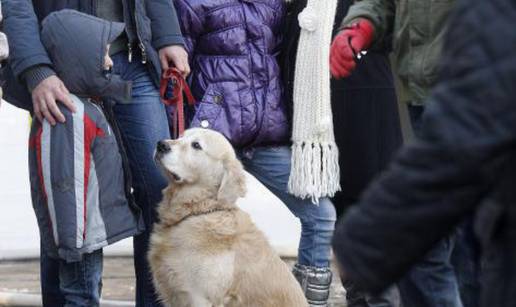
[332,1,516,307]
[329,0,480,306]
[282,0,402,306]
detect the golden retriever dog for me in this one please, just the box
[149,128,308,307]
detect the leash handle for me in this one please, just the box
[159,68,195,138]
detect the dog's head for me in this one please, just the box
[155,128,247,204]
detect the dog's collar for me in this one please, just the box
[168,207,237,227]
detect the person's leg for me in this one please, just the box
[111,53,169,307]
[332,88,403,307]
[398,237,462,307]
[40,241,65,307]
[240,146,336,306]
[407,105,425,138]
[58,249,103,307]
[343,280,400,307]
[452,221,481,307]
[398,104,463,307]
[333,192,400,307]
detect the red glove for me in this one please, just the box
[330,19,375,79]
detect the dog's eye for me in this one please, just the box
[191,141,202,150]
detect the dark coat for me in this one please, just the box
[332,1,516,306]
[174,0,290,148]
[281,0,402,214]
[2,0,184,110]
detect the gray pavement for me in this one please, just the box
[0,257,347,307]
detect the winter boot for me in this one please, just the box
[293,263,333,306]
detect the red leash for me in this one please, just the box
[159,68,195,138]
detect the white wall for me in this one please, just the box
[0,102,300,260]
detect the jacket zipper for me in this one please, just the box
[131,1,147,64]
[128,43,133,63]
[139,42,147,64]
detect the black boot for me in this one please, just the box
[343,280,400,307]
[293,264,333,306]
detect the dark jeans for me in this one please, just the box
[398,237,462,307]
[452,221,481,307]
[40,245,103,307]
[399,105,463,307]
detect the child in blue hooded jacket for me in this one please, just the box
[28,10,144,306]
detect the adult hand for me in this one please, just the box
[330,19,375,79]
[159,45,190,77]
[32,75,75,125]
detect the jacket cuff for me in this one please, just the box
[153,35,185,51]
[22,65,56,92]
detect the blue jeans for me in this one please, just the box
[398,237,462,307]
[452,221,481,307]
[239,146,336,267]
[40,245,103,307]
[398,105,462,307]
[111,53,169,307]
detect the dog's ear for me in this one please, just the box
[217,157,247,204]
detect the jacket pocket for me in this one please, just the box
[190,84,225,131]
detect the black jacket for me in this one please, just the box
[2,0,184,110]
[332,1,516,306]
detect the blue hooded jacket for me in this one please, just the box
[29,10,144,261]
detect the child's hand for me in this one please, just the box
[159,45,190,77]
[31,75,75,125]
[104,44,114,71]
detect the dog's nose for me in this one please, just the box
[157,140,171,153]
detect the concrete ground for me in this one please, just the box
[0,257,347,307]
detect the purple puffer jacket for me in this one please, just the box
[174,0,290,148]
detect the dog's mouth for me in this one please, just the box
[169,171,182,182]
[154,152,183,183]
[163,166,183,183]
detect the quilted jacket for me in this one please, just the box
[174,0,290,148]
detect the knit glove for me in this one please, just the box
[330,19,375,78]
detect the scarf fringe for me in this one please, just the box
[288,141,341,204]
[289,0,340,204]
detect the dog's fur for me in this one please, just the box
[149,128,308,307]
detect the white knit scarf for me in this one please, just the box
[287,0,341,203]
